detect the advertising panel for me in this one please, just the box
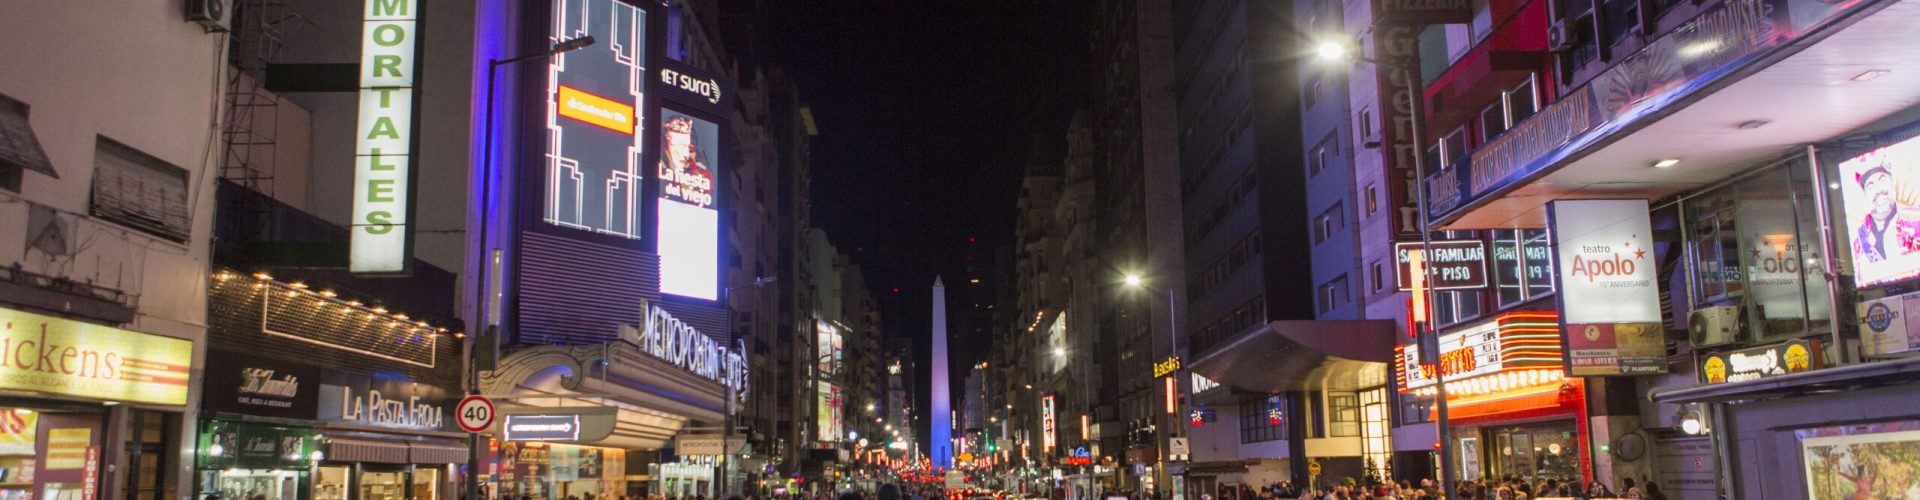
[201,350,322,420]
[1041,394,1057,451]
[1399,320,1502,389]
[0,306,193,405]
[1839,134,1920,288]
[1699,339,1819,384]
[543,0,648,240]
[817,383,842,443]
[350,0,422,274]
[1800,421,1920,499]
[197,421,314,470]
[1395,240,1489,290]
[1548,200,1667,376]
[655,108,721,299]
[0,409,35,456]
[1858,292,1920,357]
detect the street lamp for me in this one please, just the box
[468,34,595,500]
[1315,37,1460,499]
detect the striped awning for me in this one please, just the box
[325,438,409,464]
[324,437,470,465]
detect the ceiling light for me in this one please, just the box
[1652,158,1681,168]
[1851,69,1891,82]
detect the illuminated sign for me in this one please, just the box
[1398,312,1563,392]
[817,383,842,443]
[1152,356,1182,378]
[1395,240,1489,290]
[1841,134,1920,287]
[619,300,748,400]
[0,307,193,405]
[660,67,722,105]
[656,109,721,299]
[1549,199,1667,376]
[1700,339,1819,384]
[543,0,647,239]
[1041,395,1056,451]
[349,0,422,274]
[503,415,581,441]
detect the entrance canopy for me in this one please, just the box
[481,342,733,450]
[1188,320,1395,393]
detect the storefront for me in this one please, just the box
[311,370,465,500]
[1651,115,1920,498]
[489,441,629,498]
[1399,312,1592,486]
[196,350,324,500]
[0,306,196,500]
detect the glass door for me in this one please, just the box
[409,467,439,500]
[358,469,407,500]
[313,467,349,500]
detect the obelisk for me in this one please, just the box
[930,276,953,469]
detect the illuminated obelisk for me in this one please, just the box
[930,276,953,469]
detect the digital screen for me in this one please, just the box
[1841,134,1920,287]
[817,382,842,443]
[542,0,646,239]
[656,109,721,299]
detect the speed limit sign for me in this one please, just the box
[457,395,495,433]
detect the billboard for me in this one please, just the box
[656,108,720,299]
[542,0,647,240]
[817,382,842,443]
[1548,199,1667,376]
[1839,134,1920,287]
[1801,422,1920,499]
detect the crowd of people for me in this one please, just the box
[1196,476,1669,500]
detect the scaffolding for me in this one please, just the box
[220,0,305,196]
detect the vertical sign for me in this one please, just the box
[1041,395,1056,451]
[350,0,421,274]
[655,109,720,299]
[1549,199,1668,376]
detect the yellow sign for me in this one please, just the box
[1153,356,1182,378]
[1308,461,1322,476]
[0,307,193,405]
[956,453,974,462]
[46,427,90,469]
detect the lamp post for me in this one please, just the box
[1123,274,1180,499]
[1315,39,1459,500]
[722,275,777,495]
[468,34,596,500]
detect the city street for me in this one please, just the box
[2,0,1920,499]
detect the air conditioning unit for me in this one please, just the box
[1688,306,1741,347]
[186,0,232,33]
[1547,22,1576,53]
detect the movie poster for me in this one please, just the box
[1801,423,1920,499]
[1840,134,1920,287]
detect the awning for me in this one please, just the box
[322,435,471,465]
[324,438,409,464]
[480,341,731,450]
[1650,356,1920,404]
[1188,320,1396,393]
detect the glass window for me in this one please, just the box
[1329,393,1360,437]
[314,467,350,500]
[1358,109,1375,142]
[1493,230,1525,305]
[1240,396,1286,443]
[1366,183,1380,215]
[1684,160,1830,343]
[1480,103,1508,143]
[1441,128,1469,168]
[1509,77,1539,124]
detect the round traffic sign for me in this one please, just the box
[457,395,495,433]
[1307,461,1322,476]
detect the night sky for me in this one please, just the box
[767,1,1088,436]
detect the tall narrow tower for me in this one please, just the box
[930,276,953,469]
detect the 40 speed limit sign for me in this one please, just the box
[456,395,495,433]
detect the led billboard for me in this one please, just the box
[1841,134,1920,288]
[542,0,647,240]
[656,109,720,299]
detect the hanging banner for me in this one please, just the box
[1548,199,1667,376]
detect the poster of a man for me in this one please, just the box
[1840,135,1920,287]
[658,112,716,208]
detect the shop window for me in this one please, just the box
[91,137,191,242]
[1683,161,1830,343]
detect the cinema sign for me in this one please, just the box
[619,300,749,401]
